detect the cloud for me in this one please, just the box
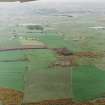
[41,0,104,2]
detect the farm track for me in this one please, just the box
[0,47,48,52]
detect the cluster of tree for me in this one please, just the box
[27,25,44,32]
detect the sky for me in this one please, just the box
[0,0,103,5]
[41,0,105,2]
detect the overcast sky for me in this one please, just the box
[41,0,105,2]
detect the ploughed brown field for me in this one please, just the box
[0,88,23,105]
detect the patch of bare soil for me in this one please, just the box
[50,48,100,67]
[75,52,98,58]
[0,88,23,105]
[52,48,73,56]
[91,98,105,105]
[22,98,75,105]
[22,98,105,105]
[79,98,105,105]
[49,48,78,67]
[49,55,79,67]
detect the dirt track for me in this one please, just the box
[0,47,48,52]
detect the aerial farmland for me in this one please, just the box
[0,1,104,105]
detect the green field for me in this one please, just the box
[72,65,105,101]
[0,51,27,91]
[0,15,105,103]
